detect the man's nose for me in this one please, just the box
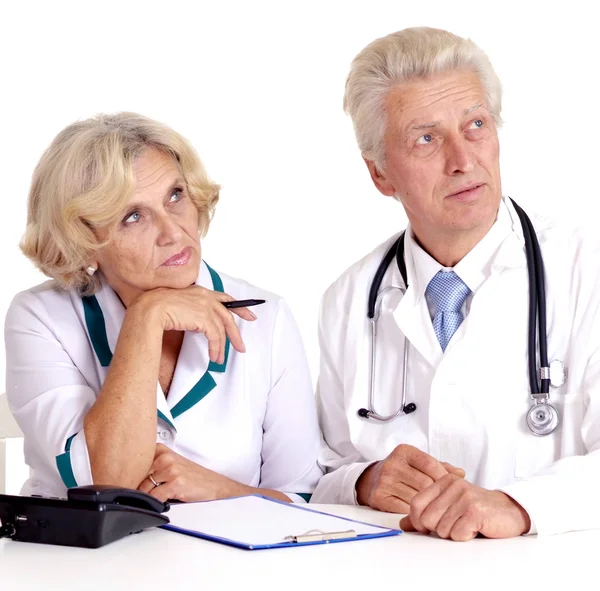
[444,135,474,175]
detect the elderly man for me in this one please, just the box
[311,27,600,540]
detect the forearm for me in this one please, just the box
[219,478,292,503]
[84,302,163,488]
[244,486,292,503]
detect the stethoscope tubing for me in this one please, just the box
[360,199,555,432]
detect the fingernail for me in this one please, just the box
[249,311,257,320]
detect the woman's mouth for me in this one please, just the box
[161,247,192,267]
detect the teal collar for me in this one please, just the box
[82,262,230,424]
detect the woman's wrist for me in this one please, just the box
[126,291,165,334]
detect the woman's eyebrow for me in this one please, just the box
[163,178,186,199]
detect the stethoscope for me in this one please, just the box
[357,198,566,436]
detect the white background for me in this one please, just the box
[0,0,598,388]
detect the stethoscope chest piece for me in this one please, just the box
[526,402,559,436]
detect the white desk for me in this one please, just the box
[0,503,595,590]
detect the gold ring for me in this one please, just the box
[149,474,160,488]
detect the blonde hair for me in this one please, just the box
[21,112,220,295]
[344,27,503,167]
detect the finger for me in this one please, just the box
[148,481,174,503]
[405,448,449,482]
[214,305,246,354]
[418,476,466,537]
[229,307,257,322]
[384,481,420,509]
[371,494,411,514]
[395,466,435,493]
[450,513,480,542]
[399,516,418,532]
[408,477,456,534]
[441,462,466,479]
[204,319,224,363]
[212,315,226,365]
[138,476,156,495]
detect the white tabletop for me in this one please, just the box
[0,503,595,590]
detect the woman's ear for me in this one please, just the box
[363,157,395,196]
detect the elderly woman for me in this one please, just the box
[5,112,323,503]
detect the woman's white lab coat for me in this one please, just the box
[311,198,600,535]
[5,261,323,502]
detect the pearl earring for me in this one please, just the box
[86,266,96,276]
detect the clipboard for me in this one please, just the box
[161,494,402,550]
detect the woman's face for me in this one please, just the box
[93,148,202,307]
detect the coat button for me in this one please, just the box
[159,430,171,441]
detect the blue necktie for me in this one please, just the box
[426,271,471,351]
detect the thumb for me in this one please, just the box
[442,462,466,479]
[399,516,417,531]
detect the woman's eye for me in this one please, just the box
[124,211,141,224]
[169,188,183,203]
[416,133,433,145]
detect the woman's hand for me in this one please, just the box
[138,444,251,502]
[131,285,257,364]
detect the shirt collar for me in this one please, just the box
[406,196,514,300]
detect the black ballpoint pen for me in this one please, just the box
[223,299,266,309]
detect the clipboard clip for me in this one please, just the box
[284,529,357,543]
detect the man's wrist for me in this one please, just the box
[501,492,532,535]
[355,462,378,506]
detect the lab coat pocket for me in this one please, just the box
[514,391,584,478]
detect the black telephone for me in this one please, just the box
[0,485,170,548]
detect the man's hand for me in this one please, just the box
[356,444,465,513]
[399,474,531,541]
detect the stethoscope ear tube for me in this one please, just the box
[367,235,403,319]
[509,199,550,396]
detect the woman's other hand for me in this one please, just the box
[138,444,250,502]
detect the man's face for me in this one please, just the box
[366,70,502,245]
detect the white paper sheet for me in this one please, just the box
[165,495,396,547]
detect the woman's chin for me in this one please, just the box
[155,264,200,290]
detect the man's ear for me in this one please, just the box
[363,157,395,196]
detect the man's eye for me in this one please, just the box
[416,134,433,145]
[124,211,141,224]
[471,119,484,129]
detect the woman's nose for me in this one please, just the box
[156,214,183,246]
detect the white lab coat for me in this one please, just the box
[4,261,323,501]
[311,198,600,536]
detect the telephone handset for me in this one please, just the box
[0,484,170,548]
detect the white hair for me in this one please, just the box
[343,27,503,167]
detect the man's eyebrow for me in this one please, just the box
[409,103,485,131]
[464,103,483,115]
[411,121,439,130]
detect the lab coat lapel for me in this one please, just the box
[391,236,443,368]
[83,279,126,368]
[461,230,529,390]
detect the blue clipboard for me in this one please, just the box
[161,494,402,550]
